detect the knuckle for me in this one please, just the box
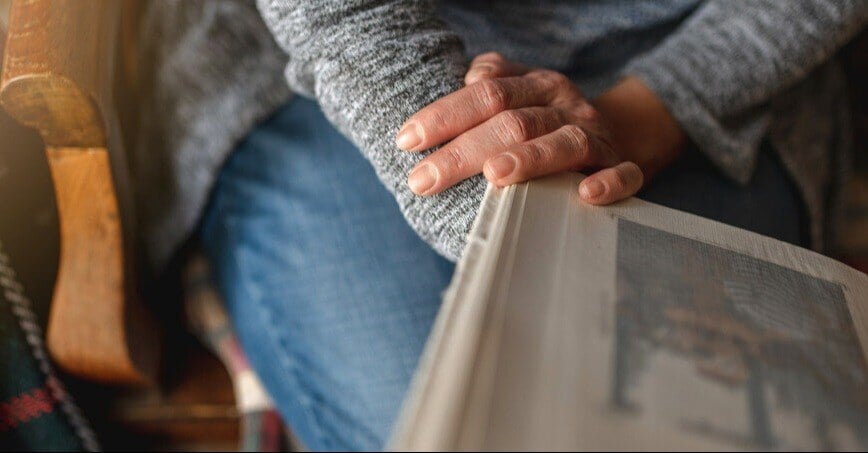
[518,142,555,173]
[530,70,580,102]
[476,79,509,114]
[538,70,570,89]
[560,124,590,160]
[499,110,534,142]
[525,69,548,84]
[478,51,505,63]
[552,73,572,90]
[575,103,600,123]
[518,142,549,171]
[423,111,447,135]
[440,146,469,174]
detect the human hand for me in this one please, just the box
[397,52,685,205]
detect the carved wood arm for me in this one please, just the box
[0,0,158,385]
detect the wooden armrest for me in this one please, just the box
[0,0,158,384]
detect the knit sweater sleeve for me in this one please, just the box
[625,0,868,184]
[256,0,484,261]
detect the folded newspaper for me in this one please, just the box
[391,173,868,451]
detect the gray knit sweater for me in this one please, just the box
[135,0,868,271]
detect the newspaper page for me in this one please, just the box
[391,172,868,451]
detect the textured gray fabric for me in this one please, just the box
[136,0,867,271]
[624,1,867,250]
[255,0,476,265]
[134,1,291,269]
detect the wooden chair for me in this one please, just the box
[0,0,158,384]
[2,1,250,449]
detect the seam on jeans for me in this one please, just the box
[243,254,385,450]
[238,259,332,450]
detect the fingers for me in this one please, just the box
[408,107,567,195]
[465,52,531,85]
[396,73,564,152]
[578,162,644,205]
[482,124,618,187]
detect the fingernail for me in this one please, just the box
[408,164,438,195]
[396,123,423,150]
[486,154,516,180]
[580,180,605,199]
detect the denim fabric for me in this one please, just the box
[200,98,807,451]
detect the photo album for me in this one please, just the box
[391,173,868,451]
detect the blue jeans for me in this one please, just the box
[200,98,807,451]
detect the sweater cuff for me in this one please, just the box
[624,51,770,186]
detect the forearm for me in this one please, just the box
[256,0,484,261]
